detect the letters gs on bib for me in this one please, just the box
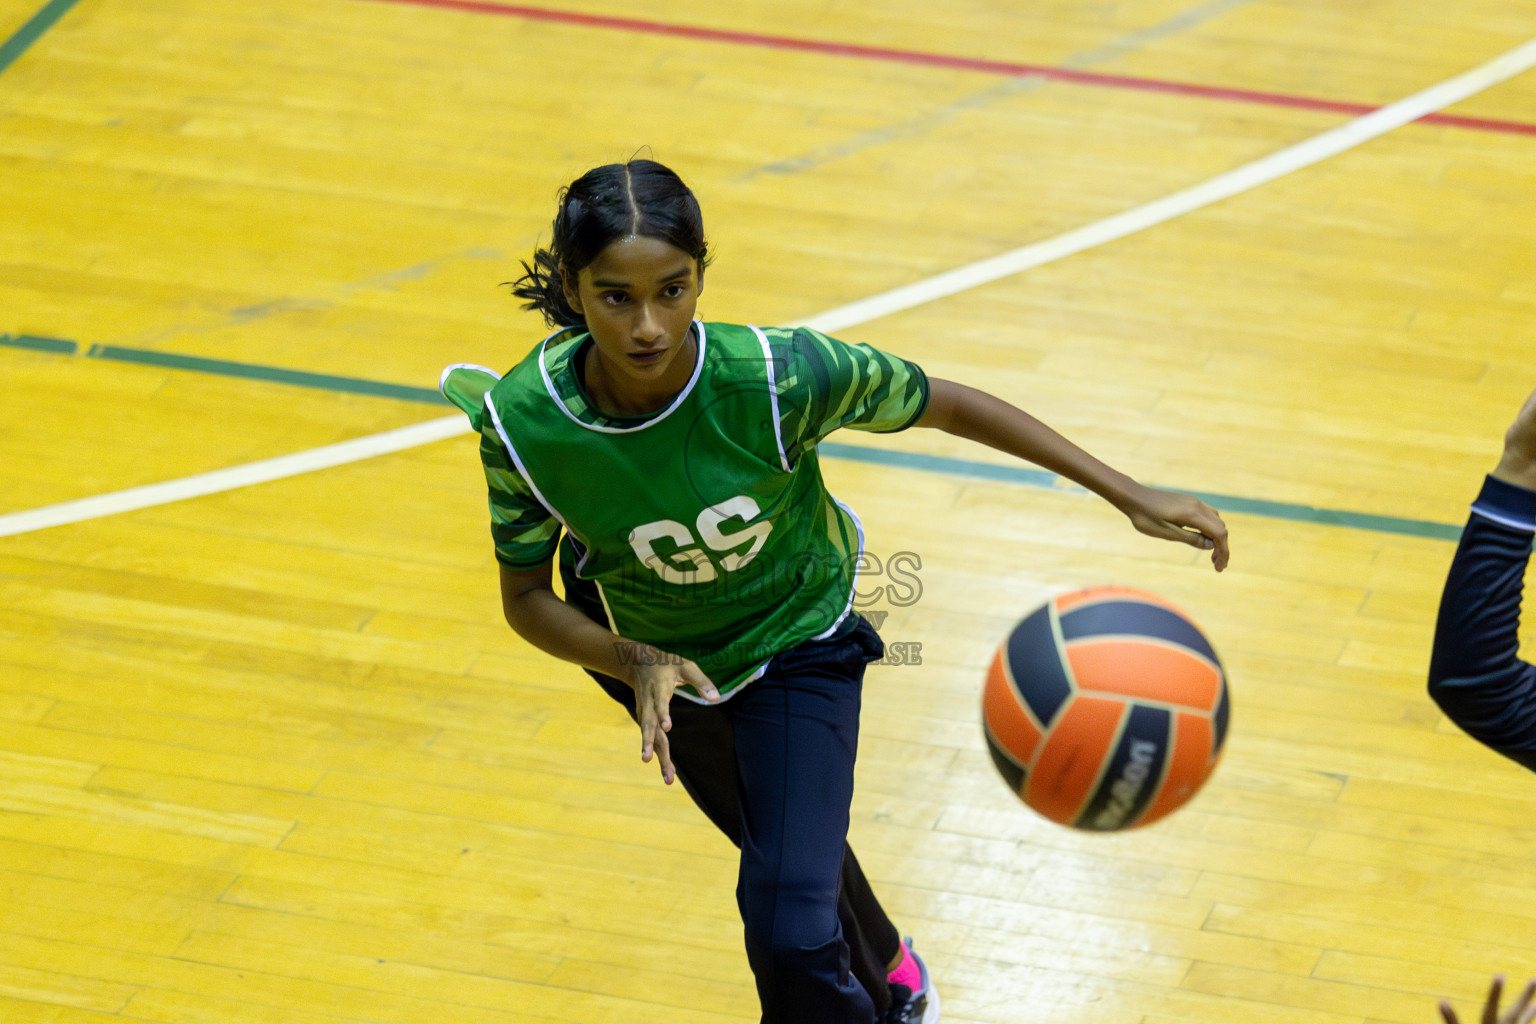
[621,379,924,606]
[623,498,920,604]
[624,378,783,585]
[628,496,769,584]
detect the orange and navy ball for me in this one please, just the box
[982,586,1228,831]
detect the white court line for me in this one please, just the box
[801,35,1536,333]
[4,35,1536,539]
[0,417,467,538]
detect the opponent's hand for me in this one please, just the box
[1122,484,1230,572]
[1493,389,1536,490]
[627,649,719,785]
[1441,974,1536,1024]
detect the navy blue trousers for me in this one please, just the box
[1429,475,1536,772]
[589,617,896,1023]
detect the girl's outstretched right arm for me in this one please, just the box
[916,378,1230,571]
[498,562,720,785]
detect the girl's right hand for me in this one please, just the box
[1121,482,1231,573]
[627,649,720,786]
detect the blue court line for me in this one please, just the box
[0,332,1463,541]
[0,0,83,76]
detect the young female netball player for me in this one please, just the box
[440,158,1229,1024]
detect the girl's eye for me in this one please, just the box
[602,292,628,306]
[665,284,686,298]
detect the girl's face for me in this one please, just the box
[563,235,701,412]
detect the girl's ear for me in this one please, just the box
[696,263,705,297]
[560,264,583,316]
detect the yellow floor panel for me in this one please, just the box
[5,0,1536,1021]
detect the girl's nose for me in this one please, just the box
[633,303,664,343]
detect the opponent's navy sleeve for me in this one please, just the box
[1427,474,1536,772]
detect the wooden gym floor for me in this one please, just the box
[3,0,1536,1021]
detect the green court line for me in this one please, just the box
[0,333,77,354]
[814,444,1463,541]
[1182,491,1460,540]
[0,332,1464,541]
[0,0,84,75]
[85,344,449,404]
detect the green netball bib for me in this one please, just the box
[454,322,865,697]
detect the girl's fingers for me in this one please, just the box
[684,663,721,702]
[1149,511,1229,572]
[1179,503,1229,572]
[1207,526,1230,572]
[1132,490,1230,571]
[637,675,679,783]
[638,713,676,783]
[639,695,668,751]
[652,728,675,785]
[639,714,657,762]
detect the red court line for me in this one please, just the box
[362,0,1536,138]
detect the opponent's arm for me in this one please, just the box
[915,377,1229,572]
[1441,975,1536,1024]
[1493,389,1536,490]
[499,561,719,785]
[1427,389,1536,771]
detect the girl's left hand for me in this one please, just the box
[1122,484,1230,573]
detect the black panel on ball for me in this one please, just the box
[1059,599,1220,668]
[1212,681,1230,751]
[1004,604,1074,727]
[1075,704,1170,831]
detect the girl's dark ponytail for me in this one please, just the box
[512,160,711,328]
[510,240,581,328]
